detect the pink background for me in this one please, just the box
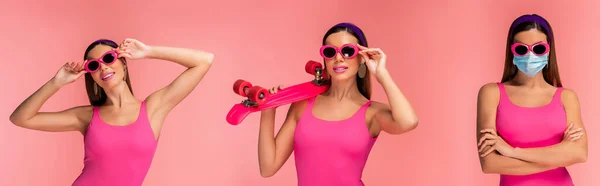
[1,0,598,185]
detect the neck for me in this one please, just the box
[103,81,135,108]
[512,72,549,88]
[324,77,362,101]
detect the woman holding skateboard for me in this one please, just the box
[9,38,214,185]
[257,22,419,185]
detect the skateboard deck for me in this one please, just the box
[226,60,330,125]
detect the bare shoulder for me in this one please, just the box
[478,82,500,102]
[291,98,309,109]
[70,105,94,120]
[479,82,500,96]
[69,105,94,131]
[144,96,160,114]
[288,99,310,121]
[367,101,389,112]
[140,97,164,121]
[365,101,389,121]
[560,88,580,105]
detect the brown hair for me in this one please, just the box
[83,39,133,106]
[501,15,562,87]
[322,23,372,99]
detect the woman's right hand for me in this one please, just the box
[261,85,284,112]
[53,62,86,86]
[478,129,516,157]
[268,85,284,94]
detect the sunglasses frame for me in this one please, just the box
[84,50,119,73]
[320,43,360,60]
[511,42,550,57]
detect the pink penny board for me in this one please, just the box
[226,60,329,125]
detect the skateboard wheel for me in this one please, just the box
[248,86,270,105]
[233,79,252,97]
[305,60,323,75]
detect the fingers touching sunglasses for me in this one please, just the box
[84,50,119,73]
[511,42,549,56]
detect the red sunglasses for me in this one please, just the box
[84,50,119,73]
[320,43,360,59]
[511,42,550,56]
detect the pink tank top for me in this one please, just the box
[495,83,573,186]
[72,100,158,186]
[294,97,377,186]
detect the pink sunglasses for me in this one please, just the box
[84,50,119,73]
[511,42,550,57]
[320,43,360,59]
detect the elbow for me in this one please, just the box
[480,159,497,174]
[9,114,24,127]
[575,151,588,163]
[191,52,214,69]
[400,119,419,133]
[258,163,277,178]
[388,118,419,135]
[409,118,419,130]
[400,114,419,131]
[204,53,215,65]
[259,169,275,178]
[481,165,495,174]
[567,147,588,165]
[9,114,16,124]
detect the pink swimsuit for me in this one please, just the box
[72,100,158,186]
[495,83,573,186]
[294,97,377,186]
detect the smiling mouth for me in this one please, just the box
[333,66,348,73]
[101,72,115,81]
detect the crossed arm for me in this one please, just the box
[476,83,587,175]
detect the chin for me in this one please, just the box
[97,78,124,90]
[328,72,357,82]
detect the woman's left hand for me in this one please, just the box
[357,44,388,79]
[118,38,152,60]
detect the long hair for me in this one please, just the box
[83,39,133,106]
[322,22,372,99]
[501,14,562,87]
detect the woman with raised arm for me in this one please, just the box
[9,38,214,186]
[257,22,419,186]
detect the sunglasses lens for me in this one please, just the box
[514,45,529,55]
[103,53,116,63]
[341,46,356,58]
[322,47,337,58]
[87,61,99,71]
[532,45,547,55]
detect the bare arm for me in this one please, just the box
[481,154,557,175]
[357,46,417,135]
[9,63,90,133]
[477,83,555,175]
[258,100,303,177]
[509,89,588,167]
[370,70,419,135]
[137,43,214,118]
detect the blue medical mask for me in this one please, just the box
[513,52,548,77]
